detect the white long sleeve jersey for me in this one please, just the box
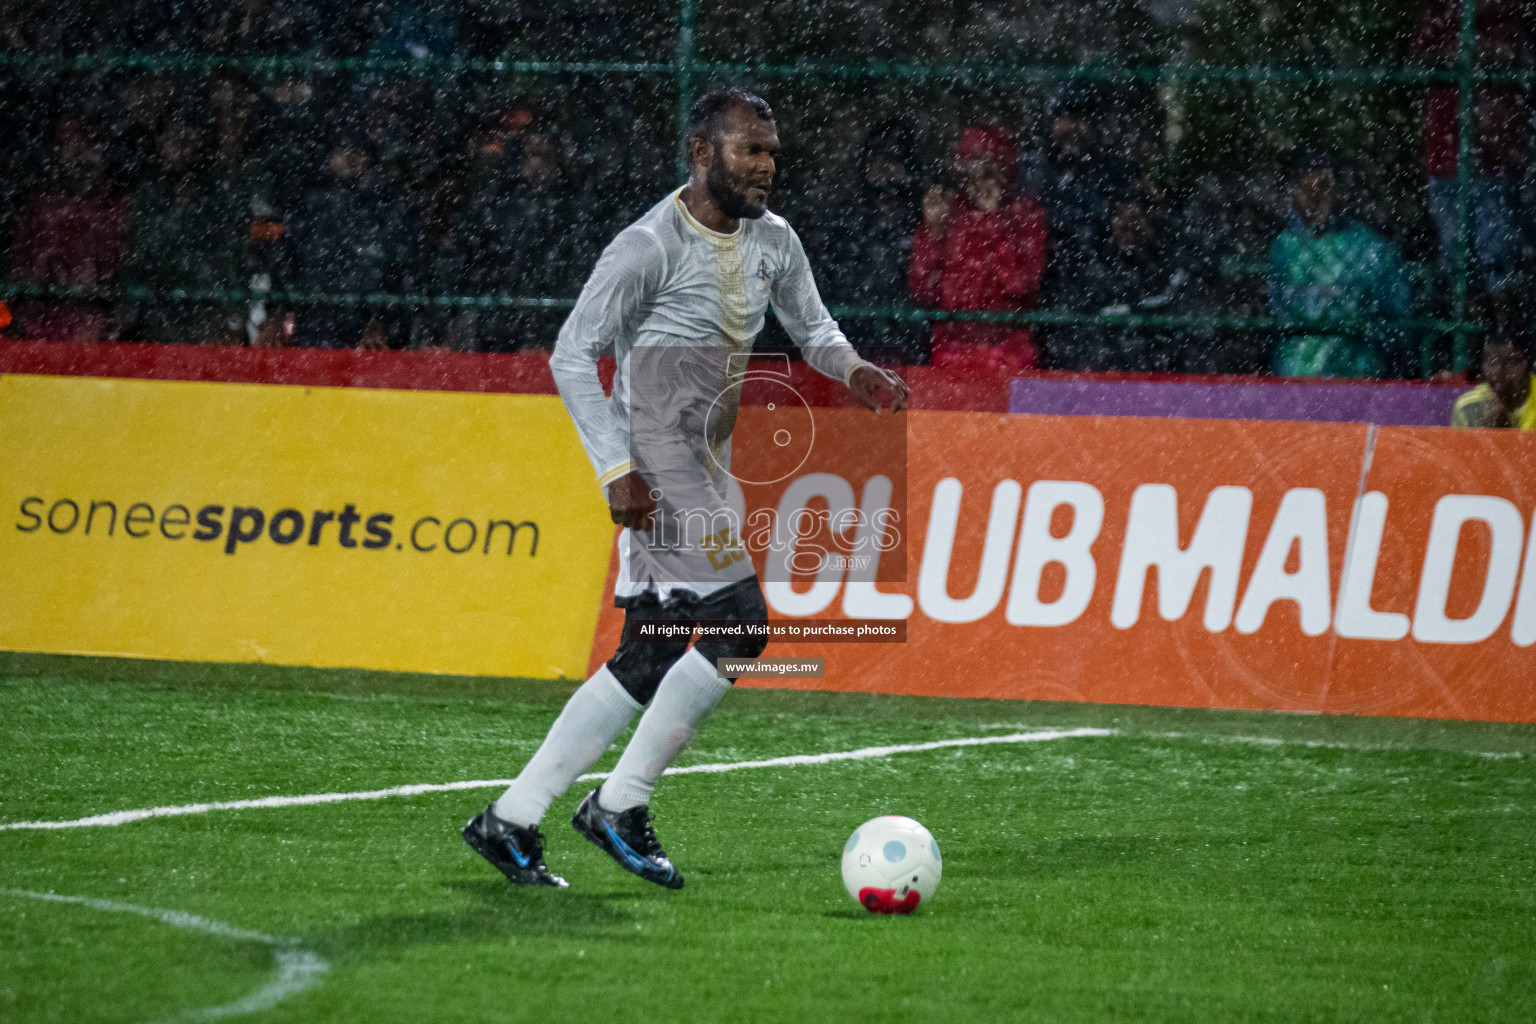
[550,187,865,490]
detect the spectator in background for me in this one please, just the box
[108,73,173,186]
[1414,0,1532,324]
[367,0,459,61]
[110,0,219,53]
[204,74,265,342]
[249,75,329,209]
[0,19,56,270]
[275,121,416,348]
[1057,181,1199,371]
[0,1,47,51]
[207,73,256,188]
[1269,152,1414,379]
[447,127,591,351]
[804,118,926,363]
[459,0,520,58]
[1170,173,1276,373]
[1032,78,1138,366]
[577,109,673,239]
[909,125,1047,371]
[479,0,639,61]
[202,0,322,54]
[365,81,444,204]
[119,114,250,345]
[322,0,384,57]
[407,126,509,351]
[1452,329,1535,428]
[7,115,129,341]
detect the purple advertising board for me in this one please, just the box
[1008,375,1467,426]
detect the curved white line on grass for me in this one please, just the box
[0,888,327,1022]
[0,727,1112,831]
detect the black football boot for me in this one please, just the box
[571,789,684,890]
[462,804,568,888]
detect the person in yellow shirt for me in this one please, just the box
[1452,332,1536,429]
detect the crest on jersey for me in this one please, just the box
[755,258,770,282]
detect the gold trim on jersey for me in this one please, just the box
[672,188,743,239]
[597,460,637,487]
[672,188,754,467]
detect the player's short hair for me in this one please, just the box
[685,88,774,153]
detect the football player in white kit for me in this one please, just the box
[464,88,907,889]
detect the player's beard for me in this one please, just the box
[707,157,768,220]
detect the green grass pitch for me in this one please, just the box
[2,651,1534,1023]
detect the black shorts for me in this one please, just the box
[606,577,769,701]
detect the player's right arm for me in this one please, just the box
[550,227,668,527]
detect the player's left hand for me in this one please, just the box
[848,363,909,415]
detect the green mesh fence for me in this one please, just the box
[0,1,1508,373]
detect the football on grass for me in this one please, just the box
[841,815,941,914]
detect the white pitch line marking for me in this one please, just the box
[0,888,327,1022]
[0,727,1113,832]
[1151,730,1529,759]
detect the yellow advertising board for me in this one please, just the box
[0,373,614,678]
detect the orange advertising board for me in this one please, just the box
[591,411,1536,723]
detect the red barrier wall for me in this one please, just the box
[0,340,1017,409]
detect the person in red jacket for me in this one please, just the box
[7,116,130,341]
[1414,0,1533,315]
[908,125,1048,371]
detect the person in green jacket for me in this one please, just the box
[1269,151,1414,378]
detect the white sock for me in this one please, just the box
[599,648,730,812]
[493,665,640,827]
